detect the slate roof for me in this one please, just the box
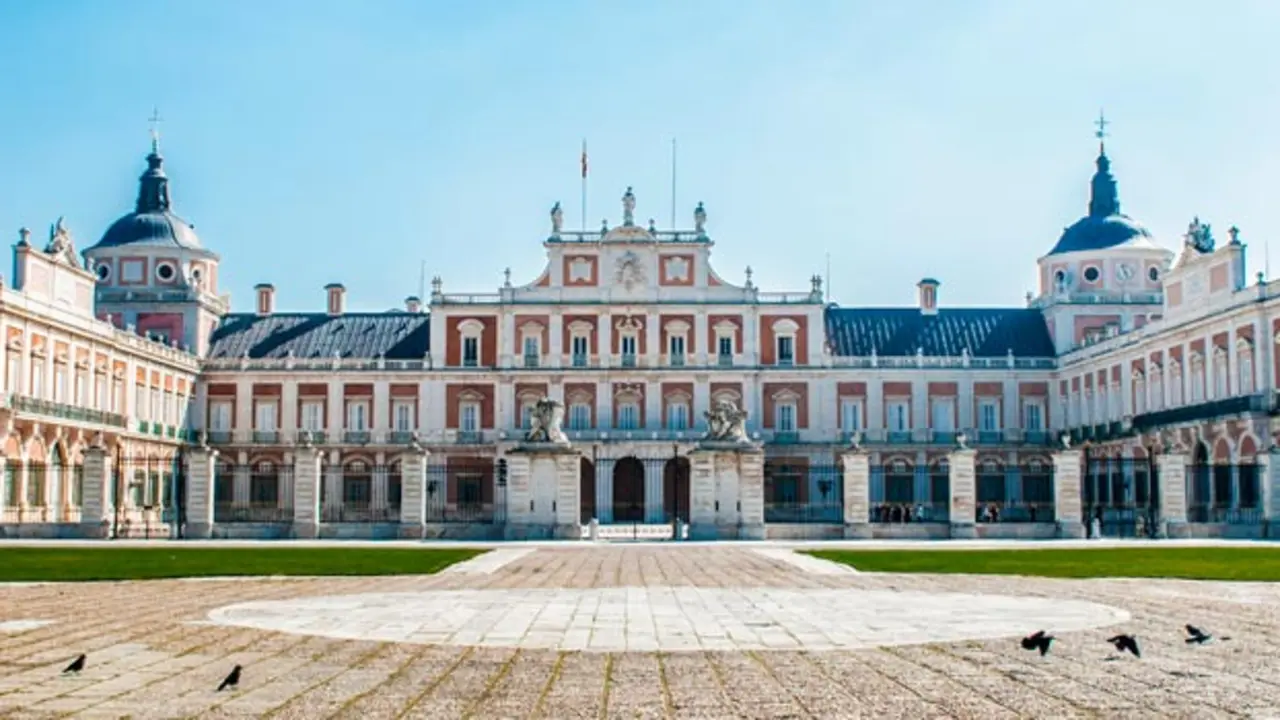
[207,313,430,360]
[823,307,1055,358]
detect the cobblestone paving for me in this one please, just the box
[0,545,1276,718]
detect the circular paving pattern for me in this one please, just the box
[207,586,1130,652]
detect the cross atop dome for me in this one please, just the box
[1094,109,1109,153]
[149,108,163,155]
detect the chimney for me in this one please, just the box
[917,278,940,315]
[404,295,422,313]
[325,283,346,316]
[255,283,275,316]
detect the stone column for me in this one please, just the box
[688,449,718,539]
[1157,452,1189,538]
[78,445,113,539]
[293,446,323,538]
[840,450,871,539]
[322,449,342,520]
[371,451,388,514]
[948,447,977,538]
[184,446,218,539]
[644,457,663,523]
[737,448,765,540]
[398,446,428,537]
[551,450,582,538]
[1051,448,1085,538]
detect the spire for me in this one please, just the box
[136,110,171,213]
[1088,110,1119,217]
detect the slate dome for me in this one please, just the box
[1045,149,1155,256]
[91,150,207,252]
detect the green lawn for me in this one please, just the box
[0,546,486,582]
[806,547,1280,582]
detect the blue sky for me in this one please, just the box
[1,0,1278,313]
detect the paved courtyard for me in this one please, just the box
[1,544,1279,718]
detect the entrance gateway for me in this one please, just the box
[581,454,691,541]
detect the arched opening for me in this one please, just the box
[387,460,403,521]
[663,456,690,522]
[341,458,373,522]
[611,457,644,523]
[1190,440,1211,521]
[579,458,596,523]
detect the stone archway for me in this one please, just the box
[579,458,596,523]
[663,457,690,522]
[611,457,644,523]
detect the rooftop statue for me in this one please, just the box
[702,399,750,444]
[550,202,563,235]
[1185,216,1214,254]
[524,397,570,446]
[622,186,636,226]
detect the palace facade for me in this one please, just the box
[1,134,1277,539]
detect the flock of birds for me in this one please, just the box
[61,653,241,691]
[51,624,1229,693]
[1020,624,1230,658]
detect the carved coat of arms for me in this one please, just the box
[614,251,646,290]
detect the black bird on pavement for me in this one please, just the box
[1185,624,1230,644]
[1107,634,1141,657]
[62,654,86,675]
[1020,630,1055,656]
[216,665,242,692]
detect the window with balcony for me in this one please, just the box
[1239,347,1255,394]
[668,334,686,367]
[151,388,161,424]
[717,335,733,366]
[568,402,591,430]
[1023,402,1044,432]
[571,335,589,367]
[931,398,955,433]
[111,379,122,412]
[1189,358,1204,403]
[619,335,637,367]
[393,401,414,431]
[301,400,324,432]
[1214,350,1228,397]
[1133,376,1147,414]
[77,371,89,407]
[5,354,19,394]
[1169,366,1183,406]
[347,401,369,432]
[617,402,640,430]
[31,360,45,398]
[209,401,232,431]
[459,401,480,432]
[519,399,535,429]
[462,337,479,368]
[775,402,797,432]
[255,401,278,438]
[887,400,909,432]
[776,335,794,366]
[95,375,107,410]
[977,399,1000,431]
[54,366,67,403]
[667,401,689,430]
[164,391,175,425]
[135,385,147,420]
[522,336,540,368]
[1150,371,1163,411]
[840,398,863,432]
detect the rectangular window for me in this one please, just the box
[718,335,733,359]
[462,337,479,367]
[840,398,863,431]
[96,375,108,410]
[135,385,147,419]
[571,335,589,367]
[6,354,19,394]
[569,403,591,430]
[620,335,637,366]
[930,398,955,432]
[77,372,89,406]
[777,336,794,365]
[111,380,122,412]
[54,366,67,402]
[151,388,160,423]
[669,335,685,366]
[667,402,689,430]
[887,400,909,432]
[209,401,232,431]
[523,336,539,367]
[1239,354,1254,394]
[255,400,278,430]
[31,360,45,398]
[978,399,1000,431]
[618,403,640,430]
[520,402,534,429]
[347,401,369,430]
[393,402,414,431]
[776,403,796,431]
[1024,402,1044,431]
[301,400,324,431]
[460,402,479,432]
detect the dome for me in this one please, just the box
[1044,147,1156,256]
[89,149,209,253]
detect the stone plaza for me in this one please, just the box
[1,541,1279,718]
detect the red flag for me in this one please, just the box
[581,141,588,179]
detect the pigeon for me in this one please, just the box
[1185,624,1230,644]
[62,654,86,675]
[217,665,241,692]
[1108,634,1141,658]
[1020,630,1055,656]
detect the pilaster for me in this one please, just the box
[737,448,765,539]
[292,446,323,538]
[1157,452,1189,537]
[184,446,218,539]
[840,450,871,538]
[78,445,113,538]
[398,446,429,535]
[947,447,977,538]
[504,445,580,539]
[1051,448,1085,538]
[687,449,718,539]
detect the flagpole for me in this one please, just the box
[670,138,677,229]
[581,139,588,231]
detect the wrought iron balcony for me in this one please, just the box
[523,354,539,368]
[206,430,233,444]
[770,430,801,444]
[252,431,280,444]
[344,430,371,444]
[389,430,417,444]
[717,353,733,367]
[1131,392,1275,432]
[5,394,130,428]
[455,430,486,444]
[296,430,326,445]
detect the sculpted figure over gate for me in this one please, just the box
[702,400,750,444]
[524,397,570,446]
